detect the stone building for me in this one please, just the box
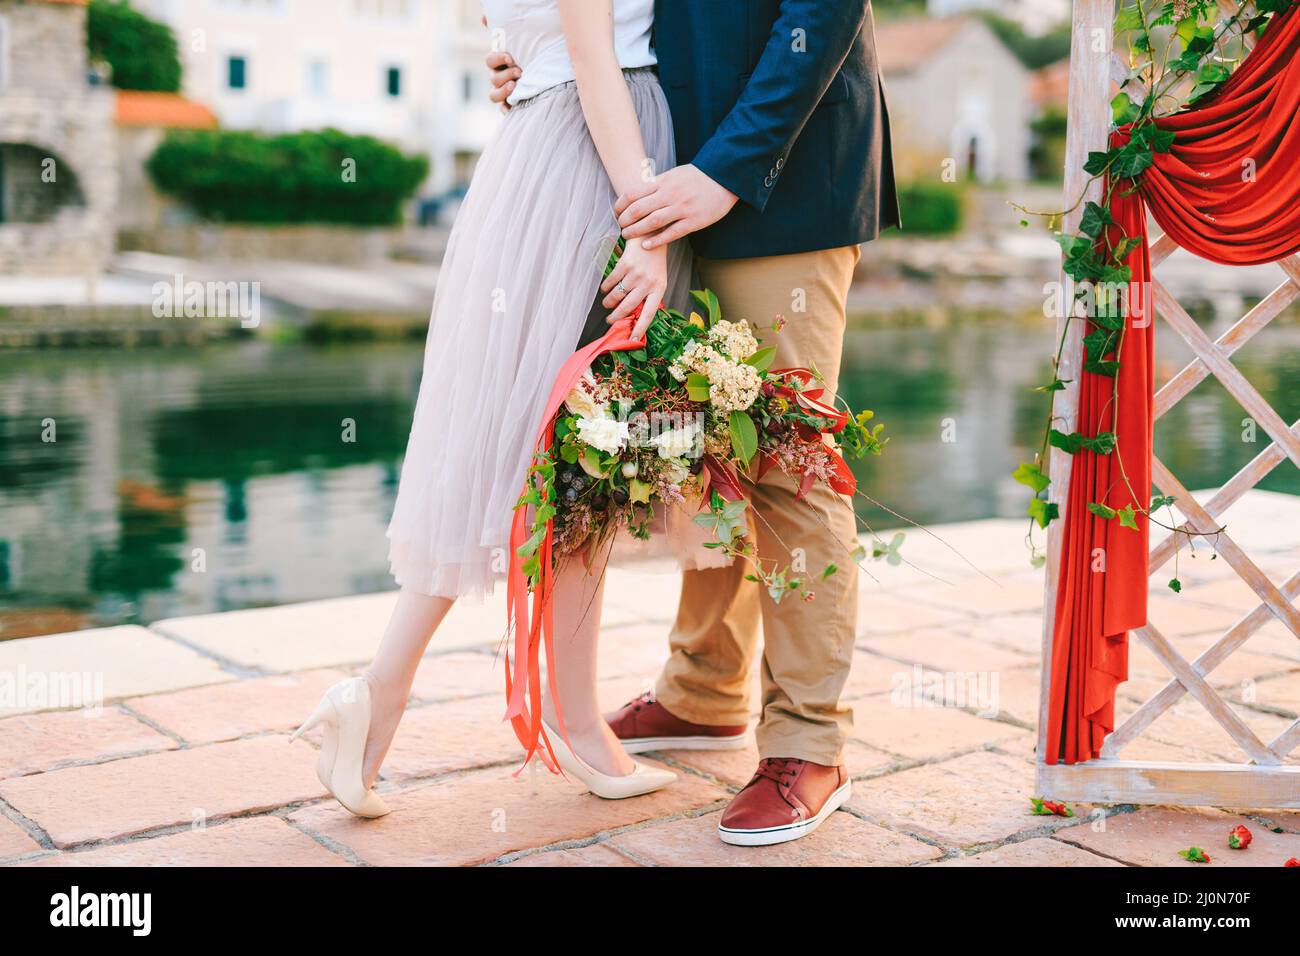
[878,16,1033,184]
[0,0,116,276]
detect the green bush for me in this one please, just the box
[87,0,182,93]
[1029,107,1069,182]
[981,14,1072,70]
[146,129,430,226]
[895,181,964,236]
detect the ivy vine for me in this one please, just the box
[1013,0,1292,589]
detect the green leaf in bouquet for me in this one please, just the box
[744,347,777,372]
[821,563,838,579]
[628,478,652,504]
[729,410,759,467]
[685,373,711,402]
[871,532,906,566]
[560,443,580,464]
[579,447,606,479]
[630,365,658,392]
[690,289,722,327]
[516,525,547,559]
[693,496,749,545]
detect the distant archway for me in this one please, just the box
[0,143,86,224]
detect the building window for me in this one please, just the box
[386,66,402,98]
[306,58,329,97]
[227,55,248,91]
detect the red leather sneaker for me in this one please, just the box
[717,758,850,846]
[605,692,748,754]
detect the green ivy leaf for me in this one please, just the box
[1110,92,1140,126]
[1084,149,1115,176]
[1118,504,1140,530]
[1028,498,1060,529]
[1113,146,1155,179]
[1114,4,1145,33]
[1088,502,1118,519]
[1080,201,1114,239]
[1012,461,1051,494]
[1168,578,1182,593]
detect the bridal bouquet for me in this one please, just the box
[513,249,887,605]
[503,241,886,768]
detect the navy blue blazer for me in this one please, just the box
[653,0,900,260]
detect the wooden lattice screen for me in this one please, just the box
[1036,0,1300,806]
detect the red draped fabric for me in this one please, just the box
[1046,4,1300,763]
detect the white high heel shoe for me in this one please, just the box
[541,720,676,800]
[290,677,391,819]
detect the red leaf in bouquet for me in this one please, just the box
[703,455,746,502]
[827,450,857,496]
[1285,858,1300,867]
[796,468,817,501]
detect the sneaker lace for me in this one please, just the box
[754,757,803,787]
[631,691,655,712]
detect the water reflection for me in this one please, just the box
[0,312,1297,638]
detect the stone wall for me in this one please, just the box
[0,1,117,276]
[0,0,89,94]
[118,223,399,267]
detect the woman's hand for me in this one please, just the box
[600,239,667,338]
[486,51,521,112]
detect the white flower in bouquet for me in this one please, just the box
[661,458,691,487]
[707,320,759,361]
[576,415,628,455]
[706,357,762,413]
[668,339,719,381]
[653,421,701,459]
[564,372,607,419]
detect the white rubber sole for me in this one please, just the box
[717,780,852,847]
[619,732,750,755]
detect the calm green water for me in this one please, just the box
[2,313,1297,636]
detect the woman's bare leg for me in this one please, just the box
[541,543,635,777]
[360,588,455,787]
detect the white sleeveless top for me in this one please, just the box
[481,0,656,105]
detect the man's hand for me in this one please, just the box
[486,51,521,112]
[615,165,739,249]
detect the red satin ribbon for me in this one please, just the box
[1046,4,1300,763]
[504,316,647,771]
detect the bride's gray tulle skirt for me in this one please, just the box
[387,69,696,599]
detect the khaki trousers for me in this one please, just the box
[655,246,861,765]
